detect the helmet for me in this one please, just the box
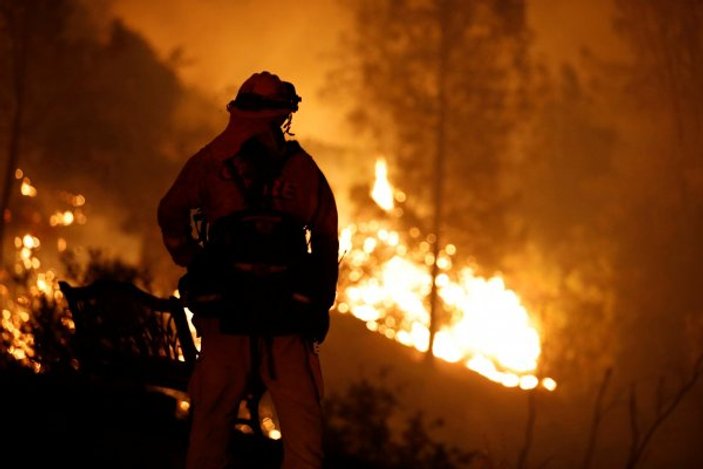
[227,71,301,118]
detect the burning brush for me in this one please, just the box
[336,158,556,391]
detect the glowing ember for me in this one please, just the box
[1,176,74,371]
[71,194,86,207]
[2,231,67,371]
[1,306,36,367]
[337,159,556,391]
[49,210,75,227]
[20,177,37,197]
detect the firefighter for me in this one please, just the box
[158,71,339,469]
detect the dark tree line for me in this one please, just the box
[0,0,216,279]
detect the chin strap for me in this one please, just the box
[282,113,295,137]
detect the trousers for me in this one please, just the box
[185,318,324,469]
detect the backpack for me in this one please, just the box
[179,139,317,336]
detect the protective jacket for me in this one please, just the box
[157,117,339,338]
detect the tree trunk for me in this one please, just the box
[0,5,29,267]
[427,0,450,362]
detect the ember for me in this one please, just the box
[1,169,79,371]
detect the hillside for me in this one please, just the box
[323,313,703,468]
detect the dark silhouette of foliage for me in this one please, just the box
[323,378,478,468]
[0,0,217,269]
[0,249,153,372]
[61,248,153,291]
[26,294,74,374]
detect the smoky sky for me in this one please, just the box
[110,0,350,145]
[110,0,628,146]
[528,0,629,64]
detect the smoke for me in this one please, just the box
[110,0,352,146]
[5,0,703,464]
[528,0,628,66]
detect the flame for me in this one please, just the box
[2,162,556,393]
[338,160,556,391]
[184,306,202,352]
[371,158,395,211]
[1,175,76,371]
[1,230,65,373]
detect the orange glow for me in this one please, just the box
[9,171,90,371]
[22,234,40,249]
[174,291,202,354]
[20,177,37,197]
[72,194,86,207]
[50,210,75,227]
[371,158,395,211]
[338,160,556,391]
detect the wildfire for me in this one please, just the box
[337,159,556,391]
[1,170,78,371]
[1,231,66,373]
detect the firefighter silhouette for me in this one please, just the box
[158,71,339,469]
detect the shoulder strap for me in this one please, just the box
[286,142,326,230]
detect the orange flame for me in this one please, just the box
[338,159,556,391]
[1,175,73,371]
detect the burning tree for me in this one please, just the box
[336,158,555,391]
[336,0,529,259]
[333,0,531,356]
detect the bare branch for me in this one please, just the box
[517,390,537,469]
[627,382,640,468]
[581,367,612,469]
[625,354,703,469]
